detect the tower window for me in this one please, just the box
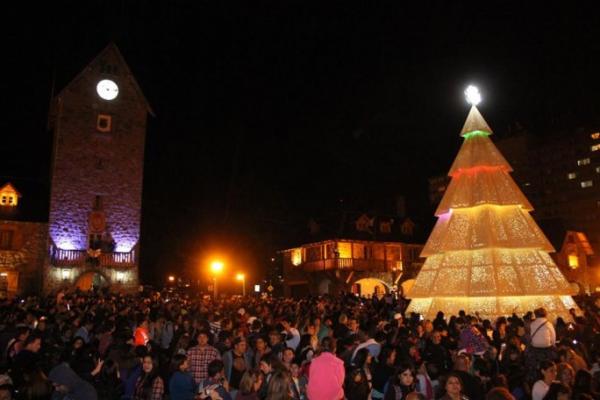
[94,195,103,210]
[581,180,593,188]
[567,172,576,180]
[592,144,600,152]
[96,114,112,132]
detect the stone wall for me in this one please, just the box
[0,221,48,296]
[45,45,146,291]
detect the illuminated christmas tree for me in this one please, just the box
[406,86,579,321]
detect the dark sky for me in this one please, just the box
[3,2,600,287]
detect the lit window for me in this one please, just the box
[578,158,591,166]
[592,132,600,139]
[0,196,6,205]
[568,254,579,268]
[567,172,576,180]
[597,167,600,174]
[96,114,112,132]
[592,144,600,152]
[581,180,593,188]
[291,249,302,266]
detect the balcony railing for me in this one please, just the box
[50,245,136,267]
[301,258,397,272]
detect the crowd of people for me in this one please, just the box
[0,287,599,400]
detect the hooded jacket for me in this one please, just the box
[49,362,98,400]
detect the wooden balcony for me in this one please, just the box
[301,258,397,272]
[49,245,136,267]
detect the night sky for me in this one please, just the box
[3,2,600,288]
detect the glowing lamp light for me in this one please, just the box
[210,261,224,274]
[465,85,482,106]
[116,271,125,282]
[236,273,245,281]
[168,275,175,282]
[254,284,261,293]
[61,269,70,280]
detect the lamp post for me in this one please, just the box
[236,273,246,296]
[210,261,224,298]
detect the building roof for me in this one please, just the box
[0,179,49,223]
[53,42,154,116]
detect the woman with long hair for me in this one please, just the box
[134,355,164,400]
[346,348,373,400]
[266,370,293,400]
[235,369,263,400]
[532,361,557,400]
[384,363,416,400]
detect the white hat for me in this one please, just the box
[238,308,246,315]
[394,313,402,320]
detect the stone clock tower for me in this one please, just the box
[44,43,152,292]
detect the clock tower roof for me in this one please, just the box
[52,42,154,116]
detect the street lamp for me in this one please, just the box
[236,273,246,296]
[210,261,224,298]
[168,275,175,283]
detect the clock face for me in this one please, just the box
[96,79,119,100]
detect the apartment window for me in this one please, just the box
[96,114,112,133]
[596,166,600,174]
[592,144,600,152]
[592,132,600,140]
[581,180,593,188]
[567,172,576,180]
[0,230,14,250]
[578,158,591,166]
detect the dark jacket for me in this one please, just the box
[49,362,98,400]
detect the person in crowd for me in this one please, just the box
[134,355,164,400]
[281,318,301,352]
[223,337,251,397]
[306,337,344,400]
[452,354,484,400]
[486,386,515,400]
[345,348,372,400]
[556,362,575,389]
[187,330,221,385]
[542,382,571,400]
[384,363,416,400]
[266,370,293,400]
[200,359,232,400]
[525,308,557,383]
[572,369,599,399]
[95,358,124,400]
[134,318,150,347]
[371,346,396,399]
[438,373,468,400]
[532,361,557,400]
[235,370,263,400]
[48,362,98,400]
[168,354,195,400]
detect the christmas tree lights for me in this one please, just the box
[406,87,579,321]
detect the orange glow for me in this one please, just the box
[568,255,579,269]
[450,165,510,178]
[168,275,175,282]
[236,273,245,281]
[211,261,224,274]
[291,249,302,266]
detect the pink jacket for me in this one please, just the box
[306,352,345,400]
